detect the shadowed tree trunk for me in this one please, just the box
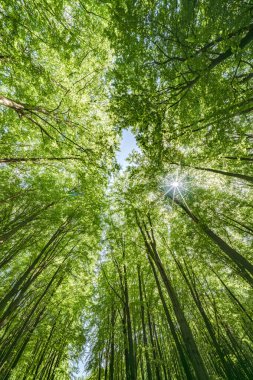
[169,196,253,286]
[136,213,209,380]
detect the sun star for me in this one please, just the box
[171,181,180,188]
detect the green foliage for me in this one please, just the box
[0,1,253,379]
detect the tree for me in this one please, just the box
[1,1,253,379]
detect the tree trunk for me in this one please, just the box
[137,266,153,380]
[171,197,253,285]
[109,307,116,380]
[136,215,209,380]
[148,256,194,380]
[173,254,237,379]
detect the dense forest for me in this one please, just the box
[0,1,253,379]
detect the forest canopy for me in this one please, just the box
[0,1,253,379]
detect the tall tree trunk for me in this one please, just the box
[136,215,209,380]
[153,322,171,380]
[123,263,136,380]
[137,266,152,380]
[122,311,130,380]
[109,307,116,380]
[145,302,162,380]
[0,221,68,316]
[147,256,194,380]
[173,254,237,379]
[171,197,253,285]
[0,201,54,242]
[0,271,63,369]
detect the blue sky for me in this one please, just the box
[116,129,139,169]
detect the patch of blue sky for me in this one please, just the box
[116,129,140,170]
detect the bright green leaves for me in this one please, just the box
[1,1,253,379]
[0,1,115,378]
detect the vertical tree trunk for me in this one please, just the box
[0,222,68,322]
[109,307,116,380]
[123,262,136,380]
[173,254,237,379]
[137,266,153,380]
[0,202,54,242]
[136,215,209,380]
[147,256,194,380]
[153,323,171,380]
[172,197,253,285]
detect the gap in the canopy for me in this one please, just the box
[116,129,140,170]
